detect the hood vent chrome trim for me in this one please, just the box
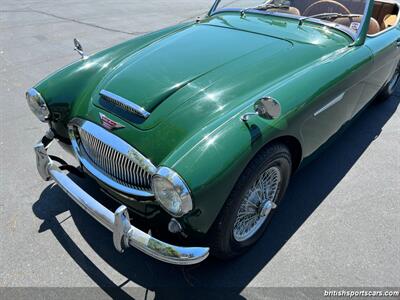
[69,118,156,197]
[100,90,150,119]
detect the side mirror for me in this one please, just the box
[73,38,85,59]
[241,97,281,122]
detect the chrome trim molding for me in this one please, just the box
[100,90,150,119]
[314,92,346,117]
[68,118,156,197]
[34,137,209,265]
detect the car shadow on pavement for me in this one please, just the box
[32,93,399,300]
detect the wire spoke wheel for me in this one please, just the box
[233,166,281,242]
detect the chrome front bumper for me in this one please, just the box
[34,133,209,265]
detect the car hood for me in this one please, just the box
[92,23,292,116]
[80,13,351,164]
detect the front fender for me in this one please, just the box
[166,45,371,234]
[168,110,298,234]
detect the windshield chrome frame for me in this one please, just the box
[208,0,373,43]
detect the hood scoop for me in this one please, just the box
[100,90,150,118]
[99,89,151,124]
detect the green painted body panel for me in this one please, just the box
[34,9,400,234]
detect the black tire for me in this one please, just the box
[208,143,292,259]
[378,61,399,101]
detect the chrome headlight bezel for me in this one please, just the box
[26,88,50,122]
[152,167,193,217]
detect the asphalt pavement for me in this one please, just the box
[0,1,399,299]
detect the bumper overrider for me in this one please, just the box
[34,131,209,265]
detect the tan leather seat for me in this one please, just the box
[365,17,380,35]
[268,6,300,16]
[382,14,397,29]
[335,16,381,35]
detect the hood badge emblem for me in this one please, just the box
[99,113,125,130]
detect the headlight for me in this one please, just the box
[26,88,50,122]
[152,167,193,217]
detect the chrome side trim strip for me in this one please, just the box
[100,90,150,119]
[68,118,156,197]
[314,92,346,117]
[34,139,209,265]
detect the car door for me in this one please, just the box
[300,45,375,157]
[355,24,400,115]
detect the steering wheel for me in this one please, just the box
[303,0,351,16]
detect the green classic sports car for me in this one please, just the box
[28,0,400,265]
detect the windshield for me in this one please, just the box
[211,0,370,37]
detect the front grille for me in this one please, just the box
[77,127,153,192]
